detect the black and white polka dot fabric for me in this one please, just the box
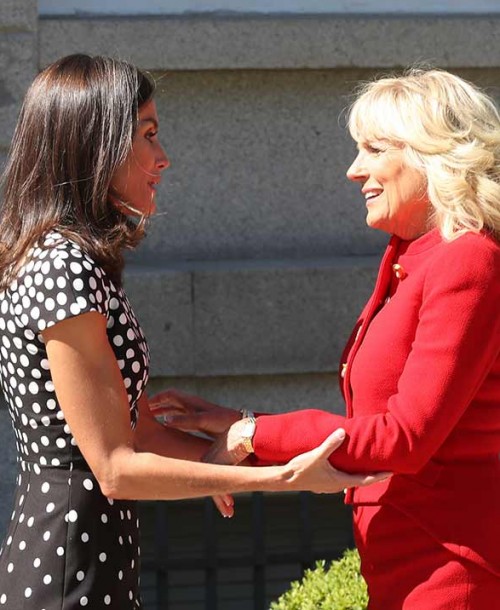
[0,232,149,608]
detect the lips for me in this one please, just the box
[363,189,383,203]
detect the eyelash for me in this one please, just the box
[146,131,158,141]
[366,144,384,155]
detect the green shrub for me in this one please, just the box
[270,548,368,610]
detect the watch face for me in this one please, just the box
[242,419,256,438]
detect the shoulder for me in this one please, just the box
[429,231,500,279]
[16,232,115,330]
[422,231,500,300]
[20,232,109,286]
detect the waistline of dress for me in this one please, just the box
[18,456,93,473]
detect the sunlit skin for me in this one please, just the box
[109,100,169,217]
[346,140,432,240]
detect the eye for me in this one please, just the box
[365,143,385,155]
[145,130,158,141]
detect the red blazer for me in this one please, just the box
[253,229,500,576]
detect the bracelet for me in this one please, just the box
[240,408,255,420]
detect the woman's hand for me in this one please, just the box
[203,425,391,493]
[280,429,391,494]
[149,389,241,436]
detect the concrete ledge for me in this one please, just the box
[147,372,344,415]
[40,14,500,70]
[124,256,378,377]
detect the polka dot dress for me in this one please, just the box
[0,232,149,608]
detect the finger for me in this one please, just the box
[314,428,346,459]
[160,414,202,430]
[356,472,392,486]
[338,471,392,489]
[212,495,234,518]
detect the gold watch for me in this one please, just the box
[240,417,256,453]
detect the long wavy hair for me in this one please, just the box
[347,68,500,241]
[0,53,155,290]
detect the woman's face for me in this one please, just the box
[109,100,169,217]
[346,140,431,240]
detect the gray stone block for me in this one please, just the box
[0,0,37,32]
[132,68,387,264]
[192,258,377,376]
[123,258,378,378]
[40,15,500,70]
[0,33,37,146]
[0,402,17,540]
[124,265,195,377]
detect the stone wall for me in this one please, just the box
[1,5,500,537]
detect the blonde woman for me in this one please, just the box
[157,69,500,609]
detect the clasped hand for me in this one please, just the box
[149,389,389,493]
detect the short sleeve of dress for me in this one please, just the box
[19,237,112,333]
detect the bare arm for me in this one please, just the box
[43,311,382,501]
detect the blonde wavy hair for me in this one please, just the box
[347,68,500,241]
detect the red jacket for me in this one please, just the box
[253,229,500,576]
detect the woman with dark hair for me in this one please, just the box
[0,54,381,608]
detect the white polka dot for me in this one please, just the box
[99,552,107,562]
[113,335,124,347]
[45,298,55,311]
[80,596,88,606]
[43,574,52,585]
[0,593,6,604]
[33,557,41,568]
[118,570,123,580]
[43,531,51,541]
[76,570,85,581]
[104,594,111,605]
[27,516,34,527]
[73,278,84,291]
[18,540,26,551]
[101,514,108,524]
[56,292,67,306]
[41,482,50,493]
[56,438,66,449]
[41,436,50,447]
[83,479,93,491]
[46,502,55,513]
[70,262,82,274]
[51,458,60,467]
[81,532,89,543]
[67,510,78,522]
[47,398,56,410]
[129,590,133,600]
[57,546,64,556]
[7,562,14,573]
[24,587,32,598]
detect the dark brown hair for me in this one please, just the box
[0,54,155,289]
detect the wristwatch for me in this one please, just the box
[240,417,256,454]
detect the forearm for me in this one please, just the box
[135,408,212,461]
[103,447,288,500]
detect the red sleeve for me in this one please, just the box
[253,237,500,473]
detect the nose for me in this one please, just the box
[156,143,170,171]
[346,151,367,182]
